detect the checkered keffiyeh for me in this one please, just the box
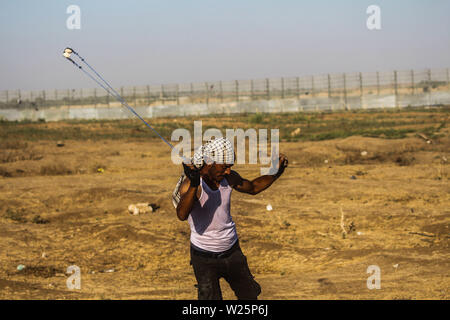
[172,138,234,208]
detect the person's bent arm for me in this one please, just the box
[228,153,288,195]
[176,163,201,221]
[176,179,199,221]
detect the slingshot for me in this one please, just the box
[63,47,188,162]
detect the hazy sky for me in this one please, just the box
[0,0,449,90]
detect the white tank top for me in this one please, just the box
[188,177,238,252]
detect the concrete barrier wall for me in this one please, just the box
[1,91,449,122]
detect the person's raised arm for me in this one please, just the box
[227,153,288,195]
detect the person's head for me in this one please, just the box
[201,162,233,182]
[192,137,234,182]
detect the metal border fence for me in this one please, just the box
[0,68,449,110]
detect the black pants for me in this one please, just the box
[190,242,261,300]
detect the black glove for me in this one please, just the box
[183,163,200,187]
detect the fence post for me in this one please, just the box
[250,80,254,101]
[359,72,363,96]
[359,72,364,109]
[266,78,270,100]
[296,77,300,99]
[343,73,347,110]
[447,68,450,90]
[394,70,398,108]
[427,69,431,106]
[281,77,285,99]
[235,80,239,102]
[376,71,380,96]
[219,81,223,103]
[327,74,331,98]
[146,85,150,105]
[411,70,415,95]
[205,82,209,105]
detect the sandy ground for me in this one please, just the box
[0,121,449,300]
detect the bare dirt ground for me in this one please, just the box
[0,110,449,300]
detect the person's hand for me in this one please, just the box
[275,153,288,178]
[183,162,200,187]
